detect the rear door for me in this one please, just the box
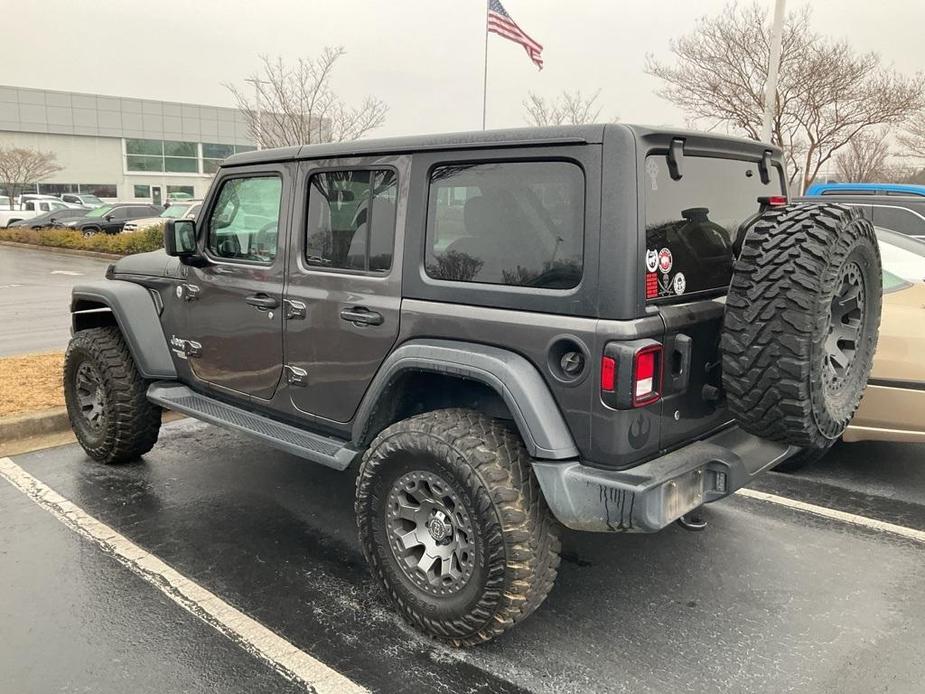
[642,150,786,450]
[283,156,408,423]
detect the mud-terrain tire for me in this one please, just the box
[64,326,161,464]
[355,408,560,647]
[723,204,881,449]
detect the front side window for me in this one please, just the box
[425,161,584,288]
[306,169,397,272]
[645,155,784,299]
[208,176,282,264]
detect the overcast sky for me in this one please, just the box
[3,0,924,138]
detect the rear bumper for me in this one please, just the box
[532,426,795,533]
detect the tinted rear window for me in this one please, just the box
[426,161,584,289]
[644,155,784,299]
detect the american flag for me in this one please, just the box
[487,0,544,70]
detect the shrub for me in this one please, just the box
[0,224,164,255]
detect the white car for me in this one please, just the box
[0,198,77,227]
[122,200,202,233]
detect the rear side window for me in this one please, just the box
[873,206,925,238]
[306,169,397,272]
[425,161,584,289]
[644,155,783,299]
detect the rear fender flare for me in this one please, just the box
[71,280,176,379]
[353,339,579,459]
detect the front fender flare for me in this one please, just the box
[71,280,176,380]
[353,339,579,459]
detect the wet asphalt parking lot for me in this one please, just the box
[2,419,923,694]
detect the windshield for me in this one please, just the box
[86,204,114,218]
[159,204,192,218]
[645,154,785,299]
[81,195,104,206]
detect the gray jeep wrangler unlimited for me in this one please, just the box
[64,125,881,646]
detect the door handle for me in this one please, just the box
[245,294,279,310]
[340,307,384,326]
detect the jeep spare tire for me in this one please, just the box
[722,203,881,449]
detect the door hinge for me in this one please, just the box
[284,365,308,386]
[177,283,201,301]
[284,299,307,320]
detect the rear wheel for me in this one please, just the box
[64,326,161,464]
[723,204,881,449]
[355,409,560,646]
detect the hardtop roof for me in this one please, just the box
[222,122,781,167]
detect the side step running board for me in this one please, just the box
[147,383,358,471]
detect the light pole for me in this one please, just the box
[244,77,269,150]
[761,0,786,144]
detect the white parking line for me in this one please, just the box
[736,487,925,544]
[0,456,368,694]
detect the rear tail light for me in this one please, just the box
[633,345,662,407]
[601,356,616,392]
[600,340,664,409]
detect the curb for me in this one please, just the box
[0,407,185,449]
[0,240,122,260]
[0,407,70,442]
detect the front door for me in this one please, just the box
[182,167,289,400]
[283,158,406,422]
[152,186,162,206]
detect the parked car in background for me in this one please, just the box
[805,182,925,198]
[7,207,90,228]
[798,195,925,240]
[777,226,925,470]
[60,193,105,208]
[122,200,202,234]
[60,203,163,235]
[1,198,74,227]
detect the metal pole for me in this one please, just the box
[482,0,489,130]
[761,0,786,143]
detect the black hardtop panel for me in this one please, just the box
[626,124,785,160]
[221,124,607,167]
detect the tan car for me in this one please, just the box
[843,228,925,443]
[122,200,201,233]
[778,227,925,470]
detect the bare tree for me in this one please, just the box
[226,47,388,148]
[523,90,614,126]
[898,111,925,159]
[645,2,925,192]
[0,146,63,208]
[834,130,892,182]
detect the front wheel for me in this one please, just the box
[64,326,162,464]
[355,409,560,647]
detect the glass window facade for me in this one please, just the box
[126,139,256,175]
[133,184,151,198]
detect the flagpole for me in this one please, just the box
[481,0,489,130]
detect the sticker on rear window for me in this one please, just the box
[658,248,673,273]
[673,272,686,296]
[645,249,658,273]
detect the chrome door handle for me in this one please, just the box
[339,307,383,326]
[245,294,279,310]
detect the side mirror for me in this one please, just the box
[164,218,198,258]
[104,214,113,221]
